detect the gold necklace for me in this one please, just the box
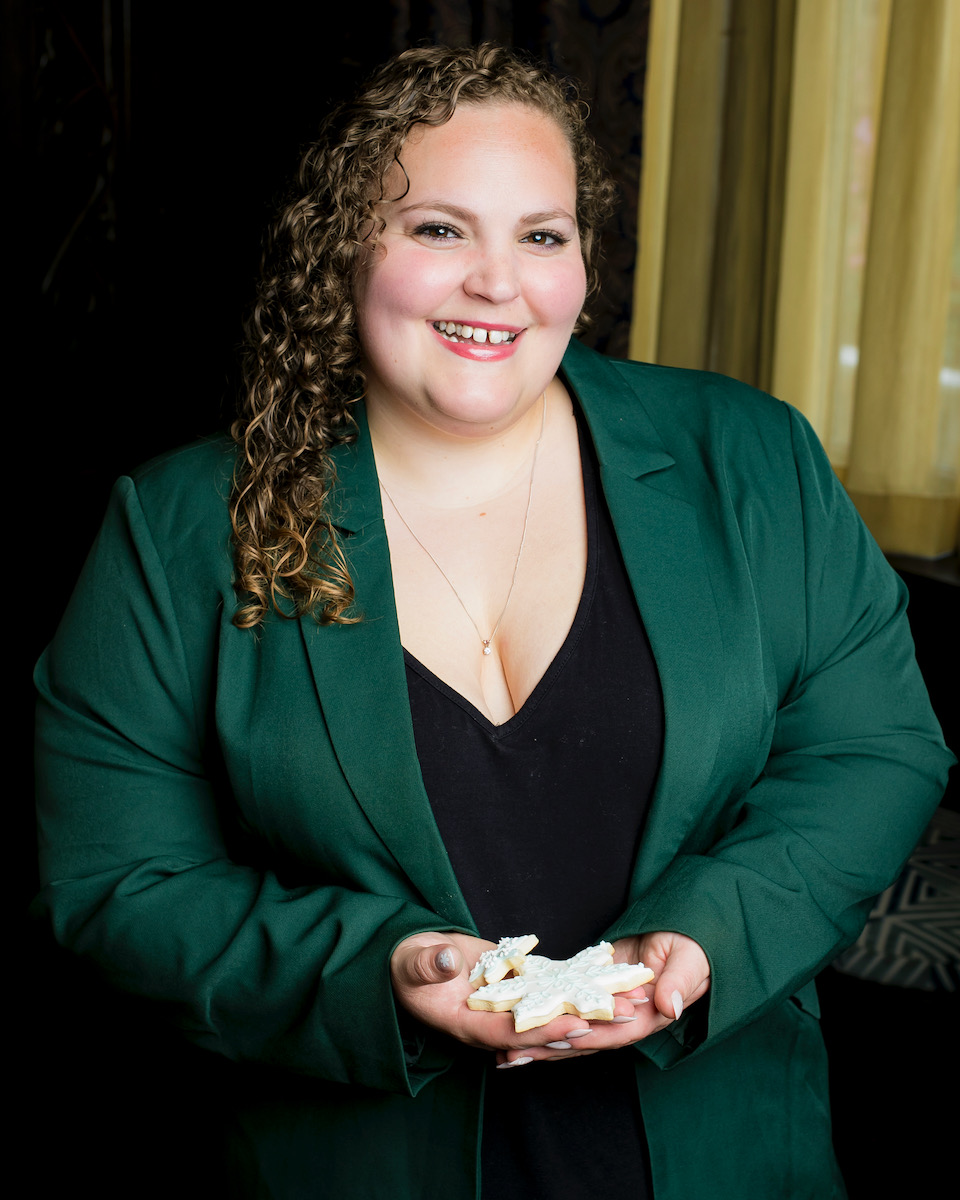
[378,395,546,658]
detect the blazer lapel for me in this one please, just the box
[298,344,727,921]
[564,341,726,892]
[298,413,474,927]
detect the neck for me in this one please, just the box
[367,386,555,509]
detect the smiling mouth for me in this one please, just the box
[433,321,519,346]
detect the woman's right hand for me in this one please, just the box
[391,932,644,1055]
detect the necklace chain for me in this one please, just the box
[378,394,546,659]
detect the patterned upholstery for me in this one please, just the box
[833,806,959,992]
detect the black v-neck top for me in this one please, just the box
[404,418,663,1198]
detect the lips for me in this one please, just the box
[433,321,521,345]
[430,321,522,360]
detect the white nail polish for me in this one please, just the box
[672,990,684,1020]
[631,996,650,1004]
[545,1040,572,1050]
[436,948,456,972]
[612,1015,637,1023]
[565,1028,592,1038]
[497,1056,534,1069]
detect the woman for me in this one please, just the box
[35,44,952,1199]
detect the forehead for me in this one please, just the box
[392,103,577,201]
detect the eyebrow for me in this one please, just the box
[395,200,577,226]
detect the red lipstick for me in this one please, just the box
[430,321,523,361]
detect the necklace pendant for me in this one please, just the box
[482,640,492,655]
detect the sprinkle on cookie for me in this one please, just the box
[468,934,540,987]
[467,941,655,1032]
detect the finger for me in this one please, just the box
[395,942,465,989]
[495,1053,536,1070]
[497,1043,603,1067]
[504,997,644,1056]
[653,965,710,1021]
[612,994,644,1020]
[502,1010,666,1064]
[513,1017,596,1050]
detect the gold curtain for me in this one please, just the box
[631,0,960,558]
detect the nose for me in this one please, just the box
[463,246,521,305]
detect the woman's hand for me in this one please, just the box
[392,930,710,1067]
[391,932,638,1055]
[494,931,710,1067]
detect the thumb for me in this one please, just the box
[394,942,465,989]
[652,951,709,1022]
[654,977,689,1022]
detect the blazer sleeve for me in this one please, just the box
[34,468,463,1095]
[605,402,954,1068]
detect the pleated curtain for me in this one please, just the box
[631,0,960,558]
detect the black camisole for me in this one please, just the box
[403,417,663,1198]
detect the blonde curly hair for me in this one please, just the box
[231,42,617,628]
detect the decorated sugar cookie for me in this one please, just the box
[468,934,540,986]
[467,941,654,1032]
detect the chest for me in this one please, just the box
[383,424,588,725]
[210,409,802,907]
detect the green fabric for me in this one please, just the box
[35,340,953,1199]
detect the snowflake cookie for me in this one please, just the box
[467,941,655,1032]
[468,934,540,986]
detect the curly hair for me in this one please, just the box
[230,42,617,629]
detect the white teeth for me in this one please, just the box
[433,322,516,345]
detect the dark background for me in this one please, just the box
[12,2,956,1195]
[17,0,649,661]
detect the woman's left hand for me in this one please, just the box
[496,931,710,1067]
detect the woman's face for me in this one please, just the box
[354,102,587,439]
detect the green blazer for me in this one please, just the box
[36,339,952,1199]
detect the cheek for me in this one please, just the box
[359,248,456,324]
[356,266,408,326]
[535,261,588,326]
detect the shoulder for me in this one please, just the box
[44,437,238,690]
[564,338,791,435]
[130,434,236,505]
[119,435,236,553]
[611,357,780,421]
[83,436,238,609]
[563,339,807,481]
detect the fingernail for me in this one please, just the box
[631,997,650,1005]
[545,1040,572,1050]
[672,990,684,1020]
[612,1015,637,1023]
[435,948,456,973]
[497,1056,534,1069]
[565,1028,593,1039]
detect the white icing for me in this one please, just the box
[468,934,539,987]
[467,941,655,1031]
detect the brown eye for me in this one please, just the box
[523,230,567,247]
[414,223,461,241]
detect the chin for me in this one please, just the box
[423,387,543,433]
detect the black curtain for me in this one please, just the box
[26,1,650,661]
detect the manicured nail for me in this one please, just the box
[565,1028,593,1039]
[436,948,456,973]
[672,990,684,1020]
[612,1015,637,1023]
[545,1040,572,1050]
[497,1056,534,1069]
[631,996,650,1004]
